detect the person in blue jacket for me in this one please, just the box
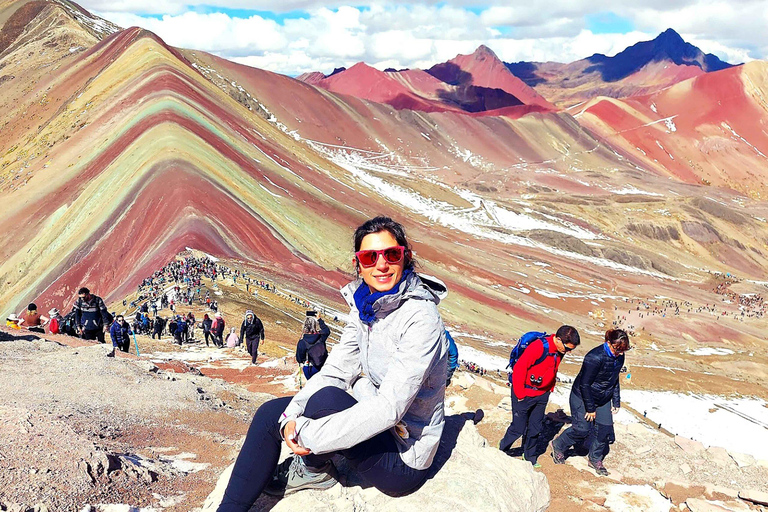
[550,329,630,476]
[445,330,459,386]
[109,315,132,353]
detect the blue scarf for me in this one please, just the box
[603,342,618,358]
[353,269,412,324]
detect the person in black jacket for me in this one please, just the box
[152,316,165,339]
[550,329,630,476]
[240,310,265,364]
[202,314,213,346]
[72,287,111,343]
[296,313,330,380]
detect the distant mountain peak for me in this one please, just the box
[473,45,499,59]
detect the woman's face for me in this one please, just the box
[357,231,405,293]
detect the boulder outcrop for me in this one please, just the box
[202,415,550,512]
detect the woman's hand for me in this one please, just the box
[611,406,619,414]
[283,421,311,456]
[585,411,596,422]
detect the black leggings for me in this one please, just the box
[218,386,428,511]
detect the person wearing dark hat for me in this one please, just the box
[18,303,48,334]
[240,310,265,364]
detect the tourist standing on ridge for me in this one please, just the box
[73,287,110,343]
[17,303,49,334]
[499,326,580,467]
[187,312,196,340]
[241,310,265,364]
[550,329,630,476]
[173,315,187,346]
[109,315,133,353]
[213,312,225,347]
[295,312,330,380]
[152,315,165,339]
[202,314,213,346]
[217,216,448,510]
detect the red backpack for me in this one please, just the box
[49,317,61,334]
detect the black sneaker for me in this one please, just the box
[588,458,609,476]
[550,441,565,465]
[263,455,338,497]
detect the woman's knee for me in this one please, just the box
[304,386,357,418]
[249,397,291,434]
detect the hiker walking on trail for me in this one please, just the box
[187,312,196,340]
[551,329,630,476]
[240,310,265,364]
[17,303,49,334]
[202,314,213,346]
[152,316,165,339]
[109,315,133,353]
[73,287,111,343]
[212,312,225,347]
[499,326,581,467]
[295,312,330,380]
[218,216,448,510]
[173,315,187,346]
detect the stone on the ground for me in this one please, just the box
[603,484,671,512]
[705,447,732,467]
[636,445,652,455]
[680,463,692,475]
[704,485,738,499]
[685,498,750,511]
[675,436,705,454]
[738,489,768,506]
[202,416,550,512]
[728,452,755,468]
[452,373,475,390]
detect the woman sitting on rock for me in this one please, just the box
[218,216,448,511]
[550,328,630,476]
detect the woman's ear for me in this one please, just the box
[352,258,360,275]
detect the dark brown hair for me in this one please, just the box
[605,329,630,352]
[353,216,415,271]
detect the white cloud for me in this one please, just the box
[92,1,766,76]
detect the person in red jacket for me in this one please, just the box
[499,325,580,466]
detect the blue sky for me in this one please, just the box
[91,1,761,76]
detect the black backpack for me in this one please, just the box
[59,312,78,336]
[306,341,328,369]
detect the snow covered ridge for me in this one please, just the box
[622,390,768,460]
[55,0,120,38]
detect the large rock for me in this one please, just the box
[685,498,750,511]
[738,489,768,506]
[201,415,550,512]
[674,436,704,454]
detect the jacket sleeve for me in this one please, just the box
[259,319,265,340]
[293,301,444,455]
[318,319,331,344]
[447,332,459,371]
[98,297,110,325]
[612,356,623,408]
[578,350,602,413]
[239,321,245,342]
[73,299,82,327]
[511,340,544,399]
[279,315,362,436]
[296,338,307,364]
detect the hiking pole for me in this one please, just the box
[133,332,140,357]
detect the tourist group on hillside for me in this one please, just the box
[7,216,631,510]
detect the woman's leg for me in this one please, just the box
[590,402,615,463]
[552,391,590,454]
[218,397,292,511]
[301,387,427,495]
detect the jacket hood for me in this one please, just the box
[302,332,323,346]
[340,272,447,318]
